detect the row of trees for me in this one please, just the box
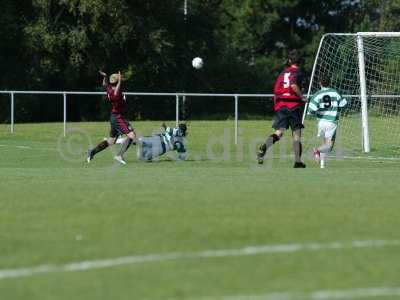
[1,0,400,121]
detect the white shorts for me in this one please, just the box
[317,119,337,140]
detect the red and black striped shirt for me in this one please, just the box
[106,85,127,114]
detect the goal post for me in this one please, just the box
[304,32,400,157]
[356,34,370,152]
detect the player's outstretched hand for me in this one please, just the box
[118,71,122,81]
[99,71,107,77]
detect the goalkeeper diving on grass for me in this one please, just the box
[133,123,187,162]
[307,77,347,168]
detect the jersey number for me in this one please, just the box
[283,72,291,88]
[322,95,332,108]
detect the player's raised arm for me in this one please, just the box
[99,71,108,87]
[114,71,122,96]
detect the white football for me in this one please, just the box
[192,57,203,69]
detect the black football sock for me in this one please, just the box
[91,140,109,157]
[263,134,280,151]
[117,138,132,157]
[300,141,303,157]
[293,141,302,163]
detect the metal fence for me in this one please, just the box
[3,91,399,146]
[0,91,275,144]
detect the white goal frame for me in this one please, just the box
[305,32,400,153]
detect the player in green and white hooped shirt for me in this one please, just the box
[307,77,347,168]
[137,123,187,161]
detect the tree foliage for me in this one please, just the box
[0,0,392,121]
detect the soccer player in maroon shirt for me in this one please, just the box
[257,50,306,168]
[87,71,136,165]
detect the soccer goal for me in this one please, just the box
[305,32,400,158]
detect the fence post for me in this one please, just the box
[10,92,14,133]
[176,94,180,126]
[63,92,67,137]
[234,95,238,145]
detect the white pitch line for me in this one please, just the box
[195,287,400,300]
[336,155,400,161]
[0,144,31,149]
[312,287,400,299]
[0,239,400,280]
[0,144,56,151]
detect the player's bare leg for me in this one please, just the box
[114,130,136,165]
[87,137,116,163]
[257,129,284,164]
[292,129,306,168]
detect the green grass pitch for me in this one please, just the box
[0,121,400,300]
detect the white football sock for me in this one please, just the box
[320,153,326,168]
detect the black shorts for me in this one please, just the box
[272,107,304,131]
[110,113,133,138]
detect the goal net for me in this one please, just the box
[305,33,400,158]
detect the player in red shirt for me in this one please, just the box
[87,71,136,165]
[257,50,306,168]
